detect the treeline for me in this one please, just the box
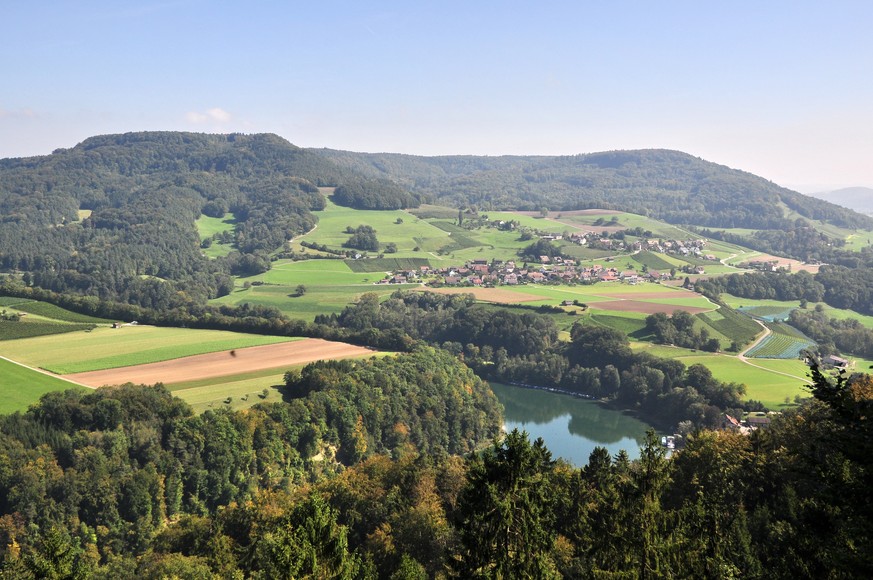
[0,281,415,352]
[318,291,756,427]
[313,148,873,230]
[789,307,873,359]
[2,368,871,578]
[0,347,500,578]
[695,270,825,303]
[332,178,422,210]
[0,132,375,307]
[696,268,873,317]
[645,311,721,352]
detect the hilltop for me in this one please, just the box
[2,131,871,311]
[311,148,873,230]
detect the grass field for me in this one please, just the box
[721,294,873,331]
[0,357,88,414]
[0,325,298,374]
[213,258,422,321]
[10,300,112,323]
[628,343,810,409]
[195,213,237,258]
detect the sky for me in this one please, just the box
[2,1,872,192]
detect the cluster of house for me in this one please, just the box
[560,232,717,259]
[721,412,772,434]
[378,258,677,287]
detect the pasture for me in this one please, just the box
[628,343,811,409]
[0,325,297,374]
[195,213,237,258]
[0,357,87,414]
[215,264,417,320]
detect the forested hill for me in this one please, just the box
[0,132,373,306]
[310,148,873,230]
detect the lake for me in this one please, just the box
[490,382,653,465]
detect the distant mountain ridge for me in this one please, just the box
[809,187,873,215]
[310,148,873,230]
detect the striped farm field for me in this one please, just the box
[0,325,298,374]
[745,323,817,359]
[63,338,374,388]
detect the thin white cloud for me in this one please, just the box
[0,107,37,120]
[185,107,232,124]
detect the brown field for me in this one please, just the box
[590,301,712,315]
[750,254,821,274]
[591,290,702,300]
[518,209,623,218]
[419,286,549,303]
[64,339,375,388]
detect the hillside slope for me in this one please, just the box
[0,132,362,306]
[311,148,873,230]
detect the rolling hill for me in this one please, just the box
[310,148,873,230]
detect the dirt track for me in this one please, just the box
[64,339,375,387]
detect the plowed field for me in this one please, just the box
[64,339,374,387]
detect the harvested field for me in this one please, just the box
[419,287,549,303]
[518,209,623,218]
[751,254,820,274]
[589,300,712,315]
[64,339,374,388]
[590,290,702,300]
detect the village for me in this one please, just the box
[376,233,717,288]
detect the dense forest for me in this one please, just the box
[332,178,422,210]
[317,291,754,428]
[0,132,375,307]
[3,133,873,577]
[311,148,873,230]
[3,132,871,312]
[696,268,873,318]
[0,364,869,578]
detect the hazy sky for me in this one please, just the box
[3,1,872,192]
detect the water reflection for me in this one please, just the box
[490,382,651,465]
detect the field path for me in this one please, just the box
[64,339,374,388]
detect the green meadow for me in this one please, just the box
[628,343,810,409]
[0,325,297,374]
[0,357,88,414]
[213,258,421,320]
[195,212,237,258]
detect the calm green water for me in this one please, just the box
[490,382,652,465]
